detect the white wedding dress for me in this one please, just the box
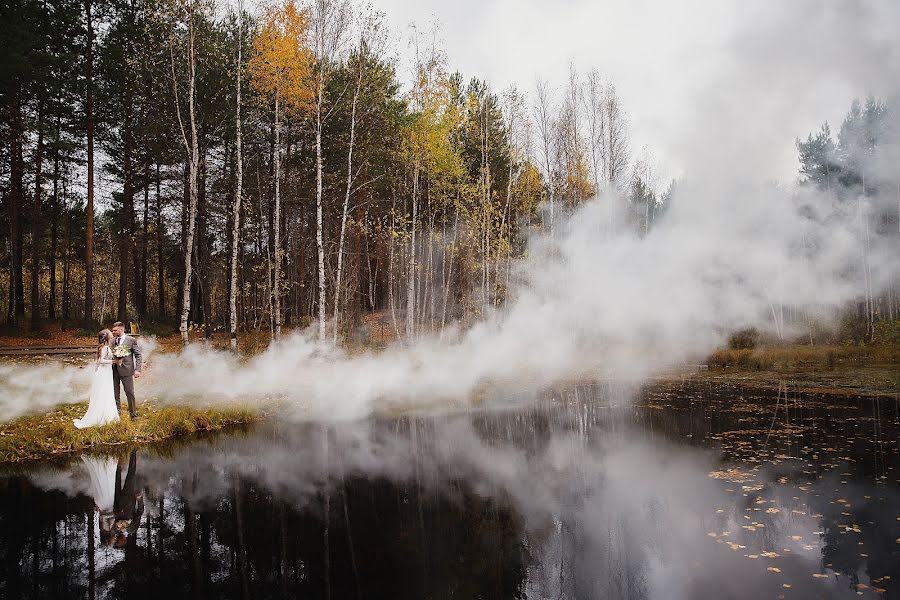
[73,346,120,429]
[80,455,117,512]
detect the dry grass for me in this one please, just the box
[0,401,260,464]
[705,344,900,372]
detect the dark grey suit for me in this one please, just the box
[111,335,142,419]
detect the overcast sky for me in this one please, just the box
[368,0,899,183]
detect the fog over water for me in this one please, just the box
[5,383,898,598]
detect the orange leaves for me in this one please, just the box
[249,0,314,114]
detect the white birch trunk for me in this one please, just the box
[273,96,282,339]
[332,53,362,346]
[315,82,326,343]
[405,164,418,338]
[172,7,200,348]
[229,1,242,352]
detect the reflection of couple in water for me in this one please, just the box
[81,450,144,548]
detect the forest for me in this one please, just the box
[1,0,897,348]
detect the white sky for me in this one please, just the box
[228,0,899,185]
[370,0,899,184]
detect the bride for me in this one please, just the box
[74,329,122,429]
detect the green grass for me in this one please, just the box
[0,401,261,464]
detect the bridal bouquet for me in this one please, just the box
[112,345,131,358]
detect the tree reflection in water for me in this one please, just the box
[0,382,897,599]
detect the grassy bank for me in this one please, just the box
[705,343,900,371]
[0,402,261,464]
[695,341,900,397]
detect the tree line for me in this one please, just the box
[797,96,900,340]
[1,0,672,347]
[3,0,892,348]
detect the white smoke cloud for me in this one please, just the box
[0,337,159,421]
[0,1,897,423]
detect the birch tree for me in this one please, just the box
[533,79,556,234]
[168,0,202,347]
[333,13,384,345]
[84,0,95,325]
[229,0,244,351]
[309,0,349,343]
[248,0,313,340]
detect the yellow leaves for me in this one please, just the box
[812,573,829,579]
[709,467,754,483]
[767,567,781,573]
[248,0,314,114]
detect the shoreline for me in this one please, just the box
[0,401,263,465]
[1,365,894,465]
[1,333,896,464]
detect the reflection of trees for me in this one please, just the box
[0,476,92,598]
[809,477,900,595]
[0,465,529,599]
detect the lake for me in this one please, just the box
[1,380,898,599]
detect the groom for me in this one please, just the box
[111,322,142,420]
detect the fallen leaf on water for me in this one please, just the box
[791,536,802,541]
[768,567,782,573]
[782,584,791,589]
[813,573,828,579]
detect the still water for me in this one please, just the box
[0,381,898,599]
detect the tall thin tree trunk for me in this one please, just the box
[49,119,60,320]
[62,189,72,321]
[84,0,95,326]
[173,7,200,347]
[273,96,282,339]
[388,189,400,338]
[333,53,362,346]
[156,163,165,318]
[30,103,45,330]
[406,164,419,338]
[229,0,243,351]
[139,159,149,322]
[118,80,135,323]
[315,84,326,343]
[6,98,25,325]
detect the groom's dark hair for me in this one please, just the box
[112,321,124,329]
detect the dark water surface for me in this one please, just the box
[1,381,898,599]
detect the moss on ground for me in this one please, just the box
[0,401,261,463]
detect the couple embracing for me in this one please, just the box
[74,322,143,429]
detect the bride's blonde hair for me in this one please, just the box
[97,329,113,358]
